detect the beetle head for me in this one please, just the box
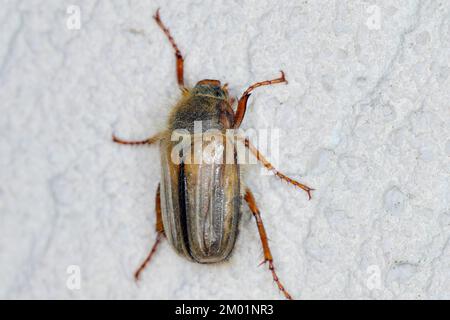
[192,79,229,100]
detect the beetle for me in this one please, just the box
[113,9,314,300]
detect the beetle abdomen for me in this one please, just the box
[159,135,241,263]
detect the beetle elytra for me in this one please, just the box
[113,9,314,300]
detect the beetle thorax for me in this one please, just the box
[168,82,234,132]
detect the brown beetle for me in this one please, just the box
[113,9,314,300]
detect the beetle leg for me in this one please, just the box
[112,132,163,146]
[153,9,185,88]
[244,188,293,300]
[134,184,165,280]
[233,71,287,128]
[242,138,314,200]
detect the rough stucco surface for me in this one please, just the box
[1,0,449,300]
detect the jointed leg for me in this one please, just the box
[153,9,185,88]
[112,132,163,146]
[244,188,293,300]
[243,138,314,200]
[134,184,165,280]
[233,71,287,128]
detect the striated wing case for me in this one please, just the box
[159,134,241,263]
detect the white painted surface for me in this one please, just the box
[1,0,449,299]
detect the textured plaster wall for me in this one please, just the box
[0,0,449,299]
